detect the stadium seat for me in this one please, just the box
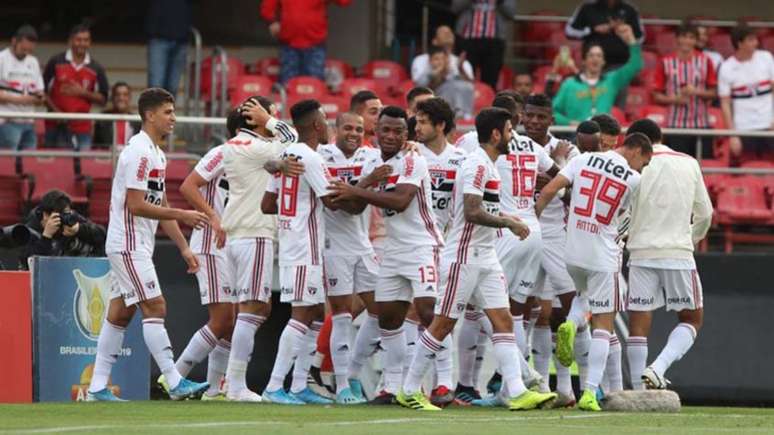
[325,59,355,80]
[199,56,245,100]
[77,157,114,225]
[19,156,88,208]
[229,75,274,108]
[762,35,774,53]
[715,176,774,252]
[637,50,660,86]
[339,78,377,98]
[496,66,514,92]
[522,10,563,58]
[700,159,730,202]
[610,106,628,126]
[741,160,774,193]
[654,32,677,57]
[625,86,652,119]
[532,65,554,91]
[0,157,24,225]
[285,76,327,100]
[639,104,668,127]
[642,14,671,47]
[473,81,496,114]
[362,60,408,97]
[163,159,195,214]
[255,57,281,81]
[709,33,734,58]
[319,95,350,120]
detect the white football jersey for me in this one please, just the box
[560,151,640,272]
[189,145,228,255]
[443,147,501,264]
[266,142,332,266]
[363,151,443,254]
[417,143,467,232]
[105,131,166,256]
[318,144,380,256]
[496,133,555,230]
[454,130,479,155]
[537,134,580,239]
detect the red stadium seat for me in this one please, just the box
[78,157,114,225]
[523,10,564,58]
[496,66,514,92]
[20,156,88,206]
[163,159,195,213]
[230,75,274,108]
[363,60,408,97]
[473,81,496,114]
[699,159,730,202]
[637,50,660,86]
[709,33,734,58]
[654,33,677,57]
[285,76,327,99]
[255,57,281,81]
[199,56,245,99]
[625,86,652,119]
[0,157,23,225]
[610,106,628,126]
[639,104,668,127]
[319,95,350,120]
[532,66,554,90]
[339,78,377,98]
[741,160,774,193]
[716,176,771,222]
[642,14,672,47]
[762,35,774,53]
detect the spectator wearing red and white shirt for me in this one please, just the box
[718,25,774,162]
[0,25,45,150]
[652,24,717,157]
[43,24,108,150]
[94,82,139,149]
[451,0,517,90]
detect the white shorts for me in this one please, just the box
[324,254,379,297]
[436,260,508,319]
[225,237,274,304]
[628,266,703,312]
[279,264,325,306]
[195,253,235,305]
[536,237,576,300]
[375,246,439,303]
[566,265,625,314]
[108,252,162,306]
[495,228,543,303]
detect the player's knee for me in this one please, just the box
[139,297,167,318]
[208,312,235,338]
[678,309,703,332]
[414,304,435,328]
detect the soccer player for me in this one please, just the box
[167,112,236,400]
[591,114,622,152]
[536,132,653,411]
[413,96,467,406]
[86,88,210,401]
[398,107,556,411]
[328,106,443,405]
[317,112,380,404]
[624,119,712,390]
[455,91,524,155]
[349,90,383,146]
[406,86,434,117]
[521,94,580,397]
[261,99,342,404]
[575,120,602,153]
[220,96,300,402]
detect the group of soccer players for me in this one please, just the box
[85,82,711,413]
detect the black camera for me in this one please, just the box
[0,224,32,248]
[60,211,83,227]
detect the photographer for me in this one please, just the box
[19,189,106,269]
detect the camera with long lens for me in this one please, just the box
[0,224,32,248]
[60,211,83,227]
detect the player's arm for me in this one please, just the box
[264,157,305,176]
[535,174,571,217]
[179,170,227,248]
[261,191,278,215]
[329,163,393,213]
[330,182,417,212]
[159,195,200,273]
[125,189,208,228]
[463,193,529,239]
[691,164,714,244]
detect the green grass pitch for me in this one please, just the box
[1,403,773,434]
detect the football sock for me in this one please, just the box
[651,323,697,377]
[330,313,353,394]
[265,319,308,392]
[606,334,623,392]
[226,313,266,393]
[88,320,125,393]
[434,335,454,390]
[513,315,528,356]
[492,333,526,398]
[626,336,648,390]
[142,318,182,390]
[206,339,230,395]
[575,326,592,389]
[403,330,443,395]
[348,313,380,380]
[291,321,322,394]
[585,329,611,392]
[472,329,488,388]
[380,326,406,395]
[567,296,589,329]
[402,319,419,378]
[175,325,217,377]
[532,325,552,392]
[456,311,481,387]
[554,349,573,397]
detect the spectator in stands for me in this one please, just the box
[652,23,718,157]
[413,45,474,119]
[349,90,382,146]
[43,24,108,150]
[543,46,581,99]
[511,73,533,98]
[575,119,601,152]
[93,82,139,148]
[695,23,724,72]
[261,0,352,84]
[411,25,473,84]
[451,0,516,90]
[718,25,774,163]
[566,0,644,68]
[591,113,622,150]
[146,0,191,95]
[552,24,641,125]
[0,25,45,150]
[19,189,106,270]
[406,86,434,117]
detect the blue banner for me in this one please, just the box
[32,257,149,402]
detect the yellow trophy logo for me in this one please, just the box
[72,269,111,341]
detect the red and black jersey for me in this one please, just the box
[43,50,109,134]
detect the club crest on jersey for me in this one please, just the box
[308,286,318,295]
[145,280,156,290]
[328,278,338,287]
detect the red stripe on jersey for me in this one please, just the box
[199,323,218,347]
[122,252,146,301]
[328,166,363,179]
[484,180,500,190]
[149,169,165,178]
[417,184,443,246]
[114,121,127,146]
[308,189,320,265]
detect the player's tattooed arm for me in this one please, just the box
[264,156,305,176]
[463,194,529,239]
[535,174,571,217]
[261,191,279,215]
[180,170,226,248]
